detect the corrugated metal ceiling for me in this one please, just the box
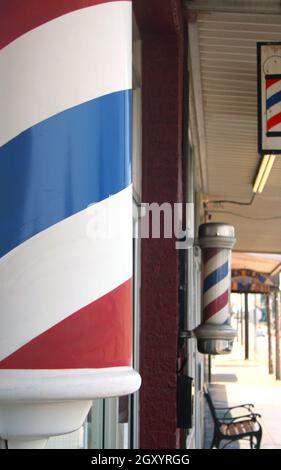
[189,7,281,253]
[186,0,281,15]
[198,11,281,199]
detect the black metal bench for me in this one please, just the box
[204,386,262,449]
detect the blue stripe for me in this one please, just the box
[203,261,229,293]
[257,273,265,283]
[238,282,244,291]
[266,89,281,109]
[0,90,132,258]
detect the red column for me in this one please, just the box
[135,0,184,448]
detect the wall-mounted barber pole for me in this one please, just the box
[194,223,236,355]
[258,42,281,155]
[0,0,140,448]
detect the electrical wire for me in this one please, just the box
[206,193,256,207]
[208,210,281,221]
[203,194,256,222]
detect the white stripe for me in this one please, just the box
[203,274,230,308]
[204,249,229,278]
[266,79,281,100]
[0,185,132,361]
[205,304,229,325]
[268,121,281,132]
[267,100,281,118]
[0,2,131,146]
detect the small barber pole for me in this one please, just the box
[266,74,281,136]
[194,223,236,355]
[258,42,281,154]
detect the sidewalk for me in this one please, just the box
[204,333,281,449]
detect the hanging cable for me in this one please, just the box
[207,210,281,221]
[206,193,256,207]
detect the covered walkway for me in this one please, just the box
[205,338,281,448]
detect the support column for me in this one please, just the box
[208,355,212,383]
[245,293,249,360]
[253,295,257,361]
[266,294,274,375]
[0,438,6,449]
[240,294,244,346]
[275,291,281,381]
[135,0,184,448]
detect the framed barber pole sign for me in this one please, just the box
[258,42,281,154]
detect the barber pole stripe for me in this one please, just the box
[203,272,230,309]
[0,186,132,363]
[203,293,229,324]
[203,249,230,325]
[0,279,132,369]
[0,0,130,49]
[203,247,219,263]
[0,90,131,258]
[0,1,133,369]
[0,2,132,146]
[204,250,228,278]
[266,74,281,134]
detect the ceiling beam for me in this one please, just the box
[184,0,281,15]
[134,0,183,36]
[188,20,209,193]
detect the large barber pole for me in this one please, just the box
[194,223,236,355]
[0,0,140,448]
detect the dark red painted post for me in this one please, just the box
[134,0,184,449]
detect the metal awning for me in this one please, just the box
[187,0,281,253]
[232,251,281,274]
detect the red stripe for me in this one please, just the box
[267,111,281,131]
[0,0,130,49]
[266,78,280,89]
[204,248,221,263]
[0,279,132,369]
[203,289,229,322]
